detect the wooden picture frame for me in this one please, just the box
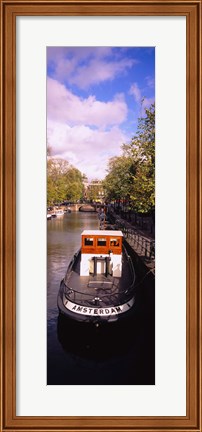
[0,0,201,431]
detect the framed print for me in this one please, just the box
[46,46,156,387]
[0,0,201,431]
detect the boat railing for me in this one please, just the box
[64,286,134,306]
[63,249,135,306]
[63,245,135,304]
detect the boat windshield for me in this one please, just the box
[97,238,106,246]
[84,237,94,246]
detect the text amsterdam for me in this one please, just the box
[66,301,123,316]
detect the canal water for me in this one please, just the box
[47,211,155,385]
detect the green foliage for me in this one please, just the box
[65,167,84,202]
[103,156,136,202]
[47,157,84,206]
[104,103,155,213]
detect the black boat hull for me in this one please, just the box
[58,283,136,324]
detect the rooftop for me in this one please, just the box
[81,230,123,237]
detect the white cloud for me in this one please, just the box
[47,47,136,89]
[47,47,113,64]
[69,58,135,89]
[145,75,155,88]
[142,97,154,109]
[129,82,142,103]
[47,120,128,179]
[47,77,128,127]
[129,82,154,113]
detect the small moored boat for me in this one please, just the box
[55,210,65,217]
[58,230,136,324]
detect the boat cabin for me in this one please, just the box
[80,230,123,278]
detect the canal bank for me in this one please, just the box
[108,208,155,274]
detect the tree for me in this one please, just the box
[64,167,84,202]
[47,157,85,205]
[122,103,155,213]
[103,103,155,214]
[103,156,136,203]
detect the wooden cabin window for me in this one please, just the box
[97,238,107,247]
[110,238,120,247]
[84,237,94,246]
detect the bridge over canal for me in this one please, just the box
[64,203,103,212]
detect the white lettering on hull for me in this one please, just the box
[63,298,135,316]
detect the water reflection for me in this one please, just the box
[57,312,136,361]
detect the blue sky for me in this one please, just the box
[47,47,155,180]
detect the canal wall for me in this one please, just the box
[124,238,155,289]
[51,203,101,212]
[51,204,81,212]
[124,238,155,337]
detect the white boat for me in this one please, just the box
[55,210,64,217]
[58,230,136,324]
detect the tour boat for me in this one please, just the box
[58,230,136,324]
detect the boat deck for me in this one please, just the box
[62,249,135,308]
